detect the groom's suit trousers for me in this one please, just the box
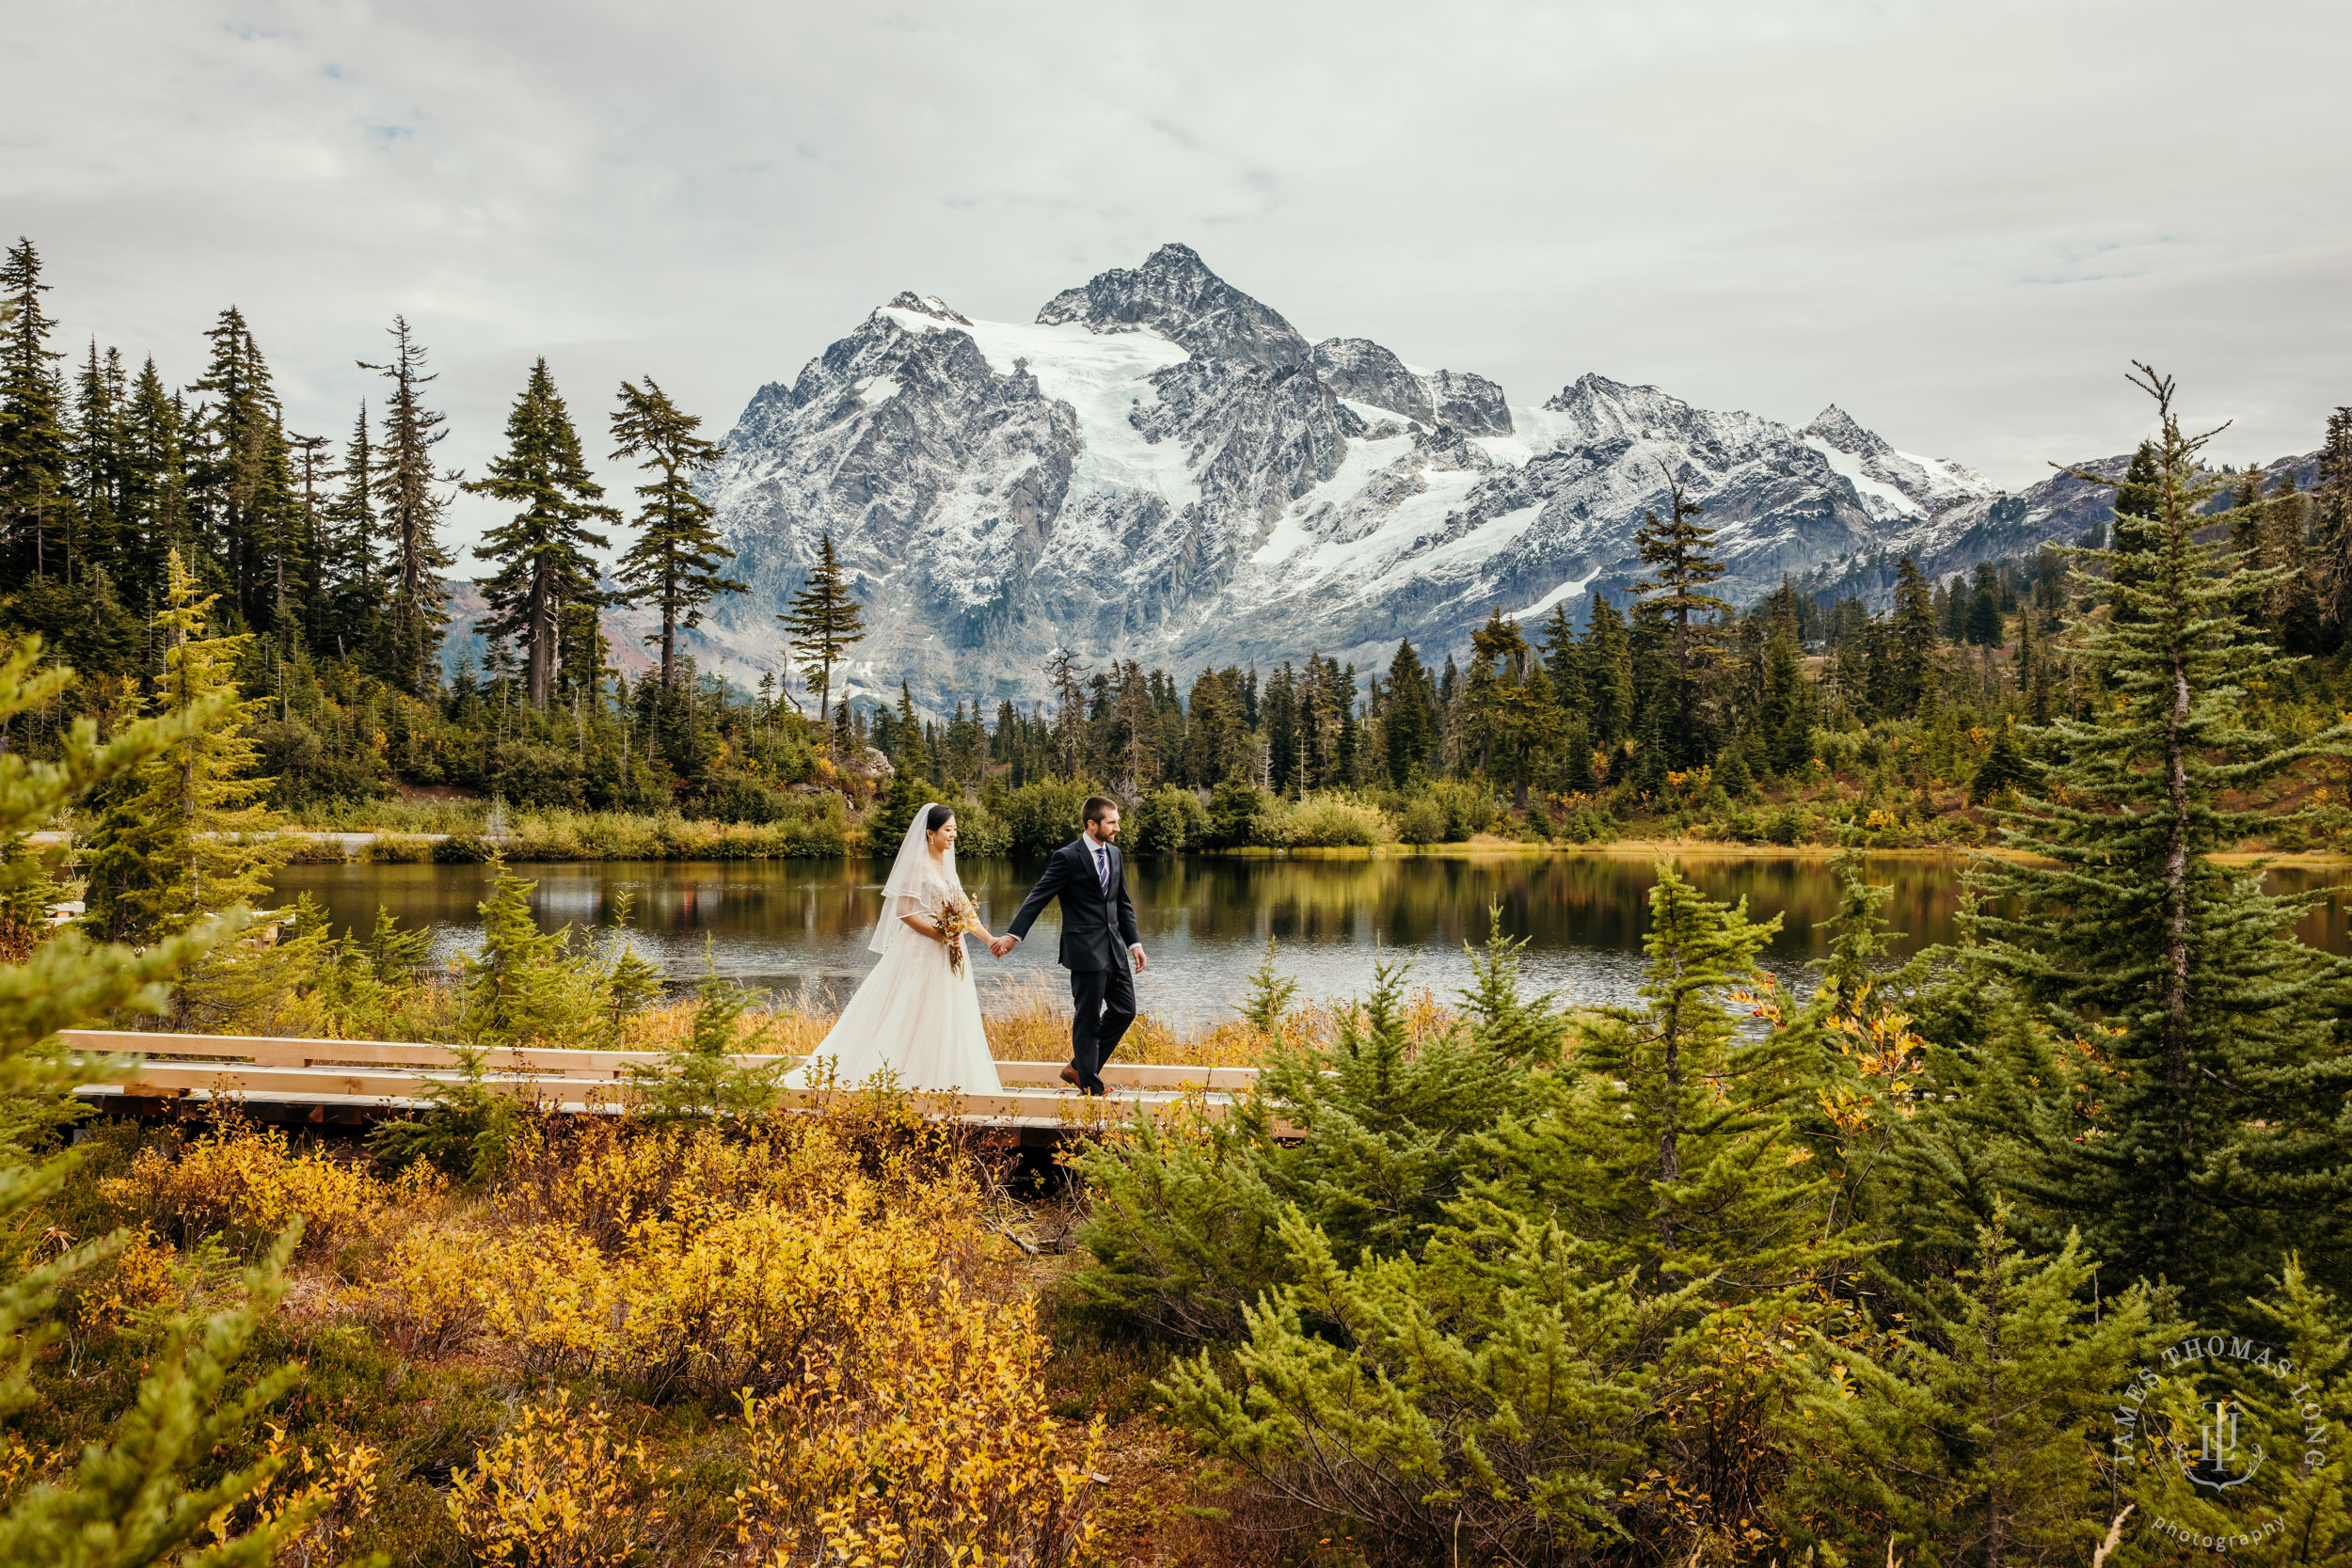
[1069,962,1136,1091]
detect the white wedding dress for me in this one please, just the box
[788,810,1002,1095]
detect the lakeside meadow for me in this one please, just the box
[3,225,2351,1565]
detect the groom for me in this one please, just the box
[990,796,1145,1096]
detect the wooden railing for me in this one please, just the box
[60,1031,1257,1128]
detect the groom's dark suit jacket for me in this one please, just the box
[1008,836,1140,972]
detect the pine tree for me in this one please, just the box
[2316,406,2352,636]
[119,358,190,597]
[459,856,590,1047]
[465,359,617,708]
[611,375,743,690]
[778,531,865,729]
[1784,1213,2154,1565]
[81,549,284,955]
[189,307,300,632]
[1633,467,1727,763]
[1889,555,1941,717]
[1581,594,1635,752]
[359,315,456,694]
[1044,646,1089,779]
[0,238,72,585]
[317,402,383,664]
[0,635,314,1566]
[870,682,933,846]
[1535,866,1818,1281]
[1976,367,2352,1306]
[1380,639,1435,786]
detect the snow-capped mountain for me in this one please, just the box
[682,243,2016,707]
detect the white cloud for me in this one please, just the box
[4,0,2347,562]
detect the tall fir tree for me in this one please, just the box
[1974,367,2352,1306]
[1889,555,1941,717]
[81,549,283,952]
[2316,405,2352,637]
[316,402,384,665]
[360,314,456,694]
[188,307,299,631]
[0,637,318,1567]
[1380,638,1436,787]
[778,531,866,731]
[1581,594,1635,753]
[1632,467,1727,765]
[465,358,617,707]
[611,375,742,692]
[0,238,72,587]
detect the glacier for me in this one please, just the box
[656,242,2059,710]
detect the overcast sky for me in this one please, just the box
[8,0,2348,559]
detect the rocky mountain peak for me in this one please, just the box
[885,291,972,325]
[1035,242,1311,371]
[1542,372,1702,444]
[1802,404,1889,457]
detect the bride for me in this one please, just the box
[788,803,1004,1095]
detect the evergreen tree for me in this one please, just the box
[611,375,742,691]
[0,238,72,585]
[778,531,865,729]
[189,307,299,631]
[1504,866,1817,1282]
[1540,599,1584,715]
[359,315,456,694]
[1889,556,1941,716]
[459,856,590,1047]
[1976,367,2352,1306]
[2316,406,2352,636]
[1043,646,1089,779]
[1633,467,1727,763]
[870,682,933,847]
[119,358,190,597]
[1784,1214,2154,1565]
[465,358,617,708]
[81,549,284,955]
[317,402,383,664]
[0,637,315,1568]
[1581,594,1635,752]
[1380,639,1436,786]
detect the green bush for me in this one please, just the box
[1003,779,1096,859]
[1430,780,1497,841]
[1130,785,1208,856]
[1396,794,1447,845]
[946,794,1013,858]
[1258,793,1390,848]
[1202,780,1271,849]
[433,832,496,863]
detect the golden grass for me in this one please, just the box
[608,971,1469,1070]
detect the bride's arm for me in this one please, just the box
[895,895,950,943]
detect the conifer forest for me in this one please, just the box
[4,230,2352,1568]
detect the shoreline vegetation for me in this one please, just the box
[8,233,2352,1563]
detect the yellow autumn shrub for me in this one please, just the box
[479,1168,977,1397]
[373,1225,494,1357]
[449,1393,666,1568]
[103,1117,383,1255]
[206,1425,383,1568]
[731,1280,1103,1568]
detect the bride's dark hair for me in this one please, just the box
[924,804,955,832]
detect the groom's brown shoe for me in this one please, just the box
[1059,1064,1081,1088]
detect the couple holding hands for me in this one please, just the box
[789,795,1144,1098]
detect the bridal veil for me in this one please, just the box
[868,801,954,956]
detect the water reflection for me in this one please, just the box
[271,854,2350,1024]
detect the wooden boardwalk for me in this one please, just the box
[62,1031,1257,1148]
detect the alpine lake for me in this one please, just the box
[268,849,2352,1024]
